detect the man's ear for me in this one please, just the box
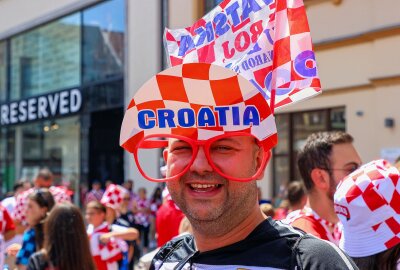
[163,149,168,163]
[255,150,271,180]
[310,168,330,190]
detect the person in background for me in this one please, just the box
[27,203,96,270]
[282,181,308,221]
[135,187,151,253]
[85,180,104,205]
[116,191,140,269]
[86,199,138,270]
[13,168,71,235]
[14,189,55,270]
[2,181,26,218]
[105,180,114,189]
[288,131,362,245]
[259,203,275,217]
[0,204,16,269]
[334,159,399,270]
[155,188,185,248]
[149,187,162,249]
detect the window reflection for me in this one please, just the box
[10,13,81,100]
[83,0,125,84]
[0,42,6,102]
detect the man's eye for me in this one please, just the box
[211,145,234,152]
[170,145,192,152]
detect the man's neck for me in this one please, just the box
[308,193,338,224]
[192,204,265,252]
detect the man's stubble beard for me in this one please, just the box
[168,171,259,238]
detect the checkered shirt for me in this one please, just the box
[164,0,321,110]
[334,159,400,257]
[120,63,278,153]
[14,186,71,225]
[16,228,36,266]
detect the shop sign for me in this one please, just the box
[0,88,82,126]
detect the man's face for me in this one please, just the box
[35,176,53,188]
[327,143,362,200]
[166,136,265,236]
[85,208,105,228]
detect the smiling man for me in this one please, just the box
[120,63,358,269]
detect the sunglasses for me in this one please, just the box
[133,132,269,182]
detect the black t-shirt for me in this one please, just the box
[27,251,51,270]
[150,217,359,270]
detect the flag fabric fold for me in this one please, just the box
[164,0,321,112]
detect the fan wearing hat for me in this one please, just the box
[334,159,400,270]
[120,63,358,269]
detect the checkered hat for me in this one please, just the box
[120,63,277,153]
[14,186,71,224]
[100,184,128,210]
[334,159,400,257]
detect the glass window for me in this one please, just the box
[204,0,223,13]
[0,41,7,102]
[82,0,125,84]
[330,107,346,131]
[0,127,15,193]
[275,114,289,155]
[21,117,80,190]
[10,13,81,100]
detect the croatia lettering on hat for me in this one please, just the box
[334,159,400,257]
[120,63,278,153]
[100,184,128,210]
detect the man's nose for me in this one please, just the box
[189,147,213,175]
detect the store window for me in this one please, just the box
[21,117,80,190]
[272,107,346,196]
[204,0,224,13]
[82,0,125,84]
[0,41,6,102]
[10,13,81,101]
[0,128,15,193]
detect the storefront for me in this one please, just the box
[0,0,125,203]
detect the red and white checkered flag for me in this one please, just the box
[164,0,321,112]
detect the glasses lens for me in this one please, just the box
[137,136,193,181]
[208,134,263,181]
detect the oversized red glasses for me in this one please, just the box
[133,132,269,182]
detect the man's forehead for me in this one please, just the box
[331,143,361,165]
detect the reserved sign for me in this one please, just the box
[0,88,82,126]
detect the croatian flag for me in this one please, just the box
[164,0,321,112]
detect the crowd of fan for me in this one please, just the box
[0,131,399,270]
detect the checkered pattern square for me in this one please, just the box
[120,63,277,154]
[164,0,321,111]
[334,159,400,257]
[100,184,128,210]
[14,186,71,224]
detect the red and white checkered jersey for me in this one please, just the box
[285,207,341,245]
[14,186,71,224]
[0,204,15,234]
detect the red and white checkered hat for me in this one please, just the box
[100,184,128,210]
[334,159,400,257]
[120,63,277,153]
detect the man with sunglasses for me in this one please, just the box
[120,63,358,269]
[287,131,362,245]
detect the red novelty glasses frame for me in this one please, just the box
[132,132,270,182]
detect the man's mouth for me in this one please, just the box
[189,183,222,192]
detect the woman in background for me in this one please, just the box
[27,203,96,270]
[15,189,55,270]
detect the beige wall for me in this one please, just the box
[124,0,162,192]
[0,0,98,37]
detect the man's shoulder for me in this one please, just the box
[293,234,358,269]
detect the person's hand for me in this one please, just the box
[99,233,113,244]
[6,243,21,257]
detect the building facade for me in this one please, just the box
[0,0,162,203]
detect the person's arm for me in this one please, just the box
[100,226,139,242]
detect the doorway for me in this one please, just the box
[89,108,124,186]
